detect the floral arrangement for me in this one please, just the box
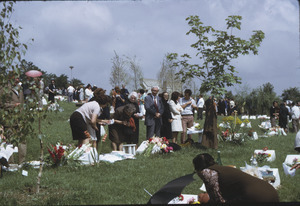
[194,123,202,130]
[47,143,66,166]
[46,142,91,167]
[286,157,300,167]
[222,115,243,125]
[255,153,271,163]
[176,194,200,204]
[254,147,271,163]
[143,137,173,157]
[218,115,253,144]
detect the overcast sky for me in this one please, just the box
[10,0,299,96]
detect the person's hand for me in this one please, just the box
[83,131,91,139]
[155,113,161,118]
[198,193,210,203]
[291,163,300,170]
[123,121,130,126]
[92,125,99,131]
[168,119,173,123]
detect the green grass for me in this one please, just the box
[1,101,300,204]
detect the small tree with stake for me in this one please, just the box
[168,15,265,96]
[0,2,50,193]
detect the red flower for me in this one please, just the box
[178,194,184,201]
[263,147,268,151]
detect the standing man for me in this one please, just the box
[67,83,75,103]
[179,89,197,143]
[196,94,205,120]
[290,101,300,133]
[144,86,164,139]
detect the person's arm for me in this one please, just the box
[97,119,111,125]
[200,169,226,203]
[291,163,300,170]
[90,113,99,131]
[192,99,198,109]
[114,119,129,126]
[169,101,181,115]
[144,96,156,115]
[181,100,192,109]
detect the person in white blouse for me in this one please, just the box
[70,89,111,147]
[84,84,94,102]
[169,91,183,143]
[290,101,300,133]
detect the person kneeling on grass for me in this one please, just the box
[70,89,111,147]
[193,153,279,204]
[108,104,136,151]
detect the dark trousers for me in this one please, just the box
[146,119,161,139]
[197,108,204,120]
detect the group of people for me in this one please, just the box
[48,80,97,103]
[69,84,221,151]
[2,75,299,203]
[270,100,300,134]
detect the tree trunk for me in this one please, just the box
[36,117,43,193]
[36,138,43,193]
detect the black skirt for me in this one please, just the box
[70,111,88,141]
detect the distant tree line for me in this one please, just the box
[19,59,84,90]
[226,82,300,115]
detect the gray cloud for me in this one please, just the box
[10,0,299,95]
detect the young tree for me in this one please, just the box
[0,1,31,145]
[168,15,265,96]
[126,55,143,91]
[0,2,49,193]
[109,51,128,88]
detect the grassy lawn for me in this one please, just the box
[1,101,300,205]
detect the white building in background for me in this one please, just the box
[140,78,182,95]
[140,78,159,94]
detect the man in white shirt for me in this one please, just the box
[196,95,205,120]
[290,102,300,133]
[179,89,197,143]
[67,84,75,103]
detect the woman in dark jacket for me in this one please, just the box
[279,102,289,132]
[48,79,56,103]
[160,92,173,139]
[193,153,279,204]
[125,92,142,146]
[109,104,136,151]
